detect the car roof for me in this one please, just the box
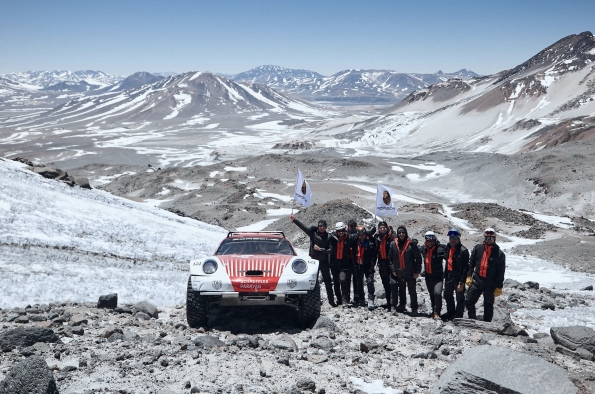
[226,231,286,239]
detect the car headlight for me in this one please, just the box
[292,259,308,274]
[203,260,218,274]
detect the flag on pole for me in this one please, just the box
[294,170,312,208]
[376,184,398,217]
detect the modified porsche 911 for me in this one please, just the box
[186,231,320,328]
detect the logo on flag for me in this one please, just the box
[294,170,312,208]
[376,184,397,217]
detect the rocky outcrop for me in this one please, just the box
[12,157,92,189]
[0,327,61,352]
[0,356,59,394]
[97,293,118,309]
[432,345,577,394]
[551,326,595,361]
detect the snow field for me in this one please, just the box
[0,159,226,307]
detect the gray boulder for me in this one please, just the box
[503,278,524,289]
[269,335,298,352]
[75,177,92,189]
[0,356,58,394]
[551,326,595,360]
[194,335,226,348]
[312,316,337,331]
[310,337,333,350]
[0,328,60,352]
[432,345,577,394]
[133,301,159,318]
[32,167,60,179]
[97,293,118,309]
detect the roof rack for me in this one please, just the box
[227,231,286,238]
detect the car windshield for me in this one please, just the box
[215,238,296,256]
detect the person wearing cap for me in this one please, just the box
[329,222,358,306]
[352,225,378,310]
[443,229,469,320]
[464,228,506,322]
[388,226,422,316]
[374,220,395,311]
[290,214,336,306]
[420,231,447,320]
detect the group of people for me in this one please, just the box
[289,214,506,322]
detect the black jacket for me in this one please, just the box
[374,230,396,263]
[388,237,421,279]
[444,243,470,284]
[420,241,446,280]
[329,232,357,267]
[467,242,506,288]
[354,239,377,270]
[293,219,332,262]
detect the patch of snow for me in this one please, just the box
[224,166,247,172]
[236,219,280,231]
[349,377,402,394]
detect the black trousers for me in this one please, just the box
[425,277,443,315]
[390,274,418,310]
[378,260,392,306]
[338,264,352,304]
[319,260,340,304]
[444,280,465,318]
[353,265,375,302]
[465,281,495,322]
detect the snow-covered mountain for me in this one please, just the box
[0,70,124,90]
[106,71,165,92]
[318,31,595,154]
[2,71,334,129]
[232,66,480,104]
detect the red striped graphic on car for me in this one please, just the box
[218,255,291,292]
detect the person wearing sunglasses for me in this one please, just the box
[388,226,422,316]
[443,229,469,320]
[290,214,336,307]
[374,221,396,311]
[420,231,447,320]
[329,222,358,306]
[464,228,506,322]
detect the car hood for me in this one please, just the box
[217,254,294,292]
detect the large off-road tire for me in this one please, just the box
[186,277,208,328]
[297,281,321,328]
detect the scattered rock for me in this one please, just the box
[432,345,577,394]
[307,354,328,364]
[452,318,526,337]
[581,285,593,291]
[133,301,159,319]
[296,378,316,392]
[0,356,59,394]
[71,326,84,336]
[0,328,61,352]
[310,337,333,350]
[194,335,226,348]
[269,336,298,352]
[97,294,118,309]
[100,326,123,339]
[312,316,337,332]
[551,326,595,360]
[69,314,88,326]
[524,281,540,290]
[360,340,379,353]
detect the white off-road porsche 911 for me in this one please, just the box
[186,231,320,328]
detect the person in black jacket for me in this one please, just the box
[290,214,336,306]
[464,228,506,322]
[388,226,422,316]
[329,222,358,306]
[443,229,469,319]
[374,221,395,311]
[353,226,378,310]
[420,231,446,320]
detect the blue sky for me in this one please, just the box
[1,0,594,76]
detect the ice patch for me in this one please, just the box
[266,208,293,216]
[349,377,402,394]
[224,166,247,172]
[203,123,220,129]
[521,211,573,229]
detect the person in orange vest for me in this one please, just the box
[388,226,422,316]
[419,231,447,320]
[352,226,378,310]
[464,228,506,322]
[374,221,395,311]
[443,229,469,320]
[329,222,358,306]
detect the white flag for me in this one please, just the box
[376,184,398,217]
[294,170,313,208]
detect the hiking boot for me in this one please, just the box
[367,300,375,311]
[410,309,418,317]
[432,313,442,320]
[395,305,406,313]
[329,300,337,308]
